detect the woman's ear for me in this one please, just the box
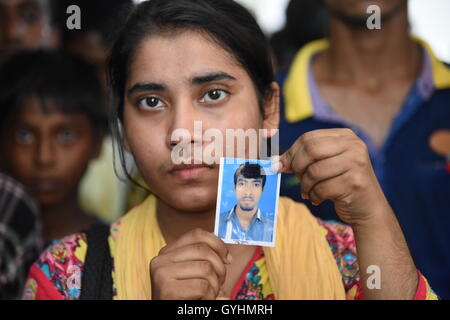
[262,82,280,139]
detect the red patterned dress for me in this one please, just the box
[22,219,437,300]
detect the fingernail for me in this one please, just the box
[271,158,282,173]
[227,253,233,263]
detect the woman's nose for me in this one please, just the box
[167,99,203,149]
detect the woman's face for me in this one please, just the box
[123,30,279,213]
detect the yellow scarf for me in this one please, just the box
[114,195,346,300]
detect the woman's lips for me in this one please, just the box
[169,164,213,181]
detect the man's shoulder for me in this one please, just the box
[260,212,274,227]
[219,210,230,218]
[218,210,232,227]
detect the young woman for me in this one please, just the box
[23,0,436,300]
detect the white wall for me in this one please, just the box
[409,0,450,63]
[234,0,290,35]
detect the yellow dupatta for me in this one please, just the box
[114,195,346,300]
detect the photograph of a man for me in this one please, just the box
[217,162,275,244]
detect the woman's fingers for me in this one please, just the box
[276,134,351,176]
[152,260,222,297]
[159,278,217,300]
[156,243,227,285]
[159,228,231,265]
[308,171,350,206]
[151,228,230,300]
[300,151,353,200]
[272,128,386,226]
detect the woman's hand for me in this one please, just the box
[150,228,231,300]
[273,128,388,227]
[274,128,418,299]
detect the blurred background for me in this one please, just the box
[233,0,450,63]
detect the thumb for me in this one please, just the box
[271,152,294,174]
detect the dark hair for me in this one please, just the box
[234,162,266,189]
[108,0,275,186]
[0,50,108,133]
[270,0,328,73]
[54,0,134,47]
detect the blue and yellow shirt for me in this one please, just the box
[278,38,450,299]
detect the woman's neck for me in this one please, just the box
[156,199,217,244]
[319,9,420,86]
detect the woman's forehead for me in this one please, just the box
[127,30,246,87]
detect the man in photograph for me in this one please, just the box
[218,162,274,243]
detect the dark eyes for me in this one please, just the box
[138,97,164,110]
[57,130,77,144]
[14,129,77,145]
[200,89,229,103]
[237,181,261,188]
[15,129,34,145]
[20,5,43,24]
[136,89,229,110]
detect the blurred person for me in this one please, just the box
[0,172,42,299]
[0,0,59,64]
[270,0,328,74]
[0,50,108,243]
[279,0,450,298]
[54,0,134,90]
[52,0,134,222]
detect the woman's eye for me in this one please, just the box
[200,89,229,103]
[15,129,34,145]
[57,130,76,143]
[138,97,164,110]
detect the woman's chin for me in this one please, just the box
[160,187,217,213]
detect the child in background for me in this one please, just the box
[0,50,108,244]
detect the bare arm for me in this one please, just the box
[352,198,417,299]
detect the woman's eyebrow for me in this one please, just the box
[127,82,166,97]
[191,72,236,85]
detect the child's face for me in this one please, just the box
[2,95,102,207]
[123,30,279,213]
